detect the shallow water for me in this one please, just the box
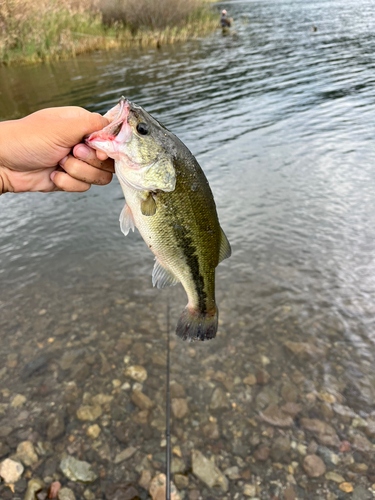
[1,0,375,498]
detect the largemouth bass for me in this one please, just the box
[86,97,231,341]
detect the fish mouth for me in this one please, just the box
[85,97,132,152]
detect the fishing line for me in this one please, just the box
[166,297,171,500]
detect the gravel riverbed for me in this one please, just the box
[1,275,375,500]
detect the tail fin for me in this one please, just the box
[176,306,218,342]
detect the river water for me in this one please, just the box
[1,0,375,498]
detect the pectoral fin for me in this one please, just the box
[119,203,135,236]
[218,229,231,263]
[141,193,157,216]
[152,259,180,289]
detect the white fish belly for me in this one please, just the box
[119,182,198,300]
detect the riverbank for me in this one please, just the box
[0,0,218,66]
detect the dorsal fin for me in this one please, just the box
[219,229,231,263]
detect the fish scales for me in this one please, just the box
[86,97,231,341]
[123,155,221,315]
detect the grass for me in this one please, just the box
[0,0,219,65]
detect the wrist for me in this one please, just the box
[0,120,15,195]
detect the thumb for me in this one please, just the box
[44,107,109,147]
[80,112,110,137]
[64,111,109,143]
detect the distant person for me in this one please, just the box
[221,9,232,28]
[0,107,114,195]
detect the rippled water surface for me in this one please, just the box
[1,0,375,498]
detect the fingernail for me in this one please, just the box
[50,171,57,182]
[75,144,90,160]
[59,156,68,167]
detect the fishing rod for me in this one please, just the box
[166,298,171,500]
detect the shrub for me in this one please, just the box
[98,0,203,31]
[0,0,103,62]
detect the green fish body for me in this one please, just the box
[86,98,231,341]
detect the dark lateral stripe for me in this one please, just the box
[173,223,207,312]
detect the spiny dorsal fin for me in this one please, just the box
[219,228,231,263]
[152,259,180,289]
[141,193,157,216]
[119,203,135,236]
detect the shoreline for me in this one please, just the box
[0,7,219,67]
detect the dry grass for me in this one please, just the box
[0,0,218,65]
[99,0,201,31]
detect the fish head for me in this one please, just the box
[86,97,176,192]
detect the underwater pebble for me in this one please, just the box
[91,393,113,405]
[0,458,24,483]
[243,374,257,385]
[60,456,97,482]
[47,413,65,441]
[76,405,102,421]
[48,481,62,498]
[174,474,189,489]
[114,446,137,464]
[83,489,96,500]
[138,469,152,490]
[58,487,76,500]
[171,398,188,419]
[325,471,345,483]
[16,440,38,466]
[243,483,257,497]
[192,450,228,492]
[209,387,229,410]
[302,455,326,477]
[24,478,44,500]
[224,465,240,479]
[11,394,26,408]
[149,473,180,500]
[86,424,101,439]
[339,482,354,493]
[125,365,148,382]
[131,390,154,410]
[260,403,293,427]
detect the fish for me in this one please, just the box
[85,97,231,341]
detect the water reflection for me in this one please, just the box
[1,0,375,498]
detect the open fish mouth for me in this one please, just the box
[85,97,132,154]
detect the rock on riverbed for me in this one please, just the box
[60,456,97,483]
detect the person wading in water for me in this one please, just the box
[221,9,232,28]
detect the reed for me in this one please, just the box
[0,0,218,65]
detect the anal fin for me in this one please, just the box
[119,203,135,236]
[219,228,231,263]
[152,259,180,289]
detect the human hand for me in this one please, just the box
[0,107,114,194]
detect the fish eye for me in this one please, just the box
[136,122,149,135]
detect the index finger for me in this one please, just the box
[73,144,114,173]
